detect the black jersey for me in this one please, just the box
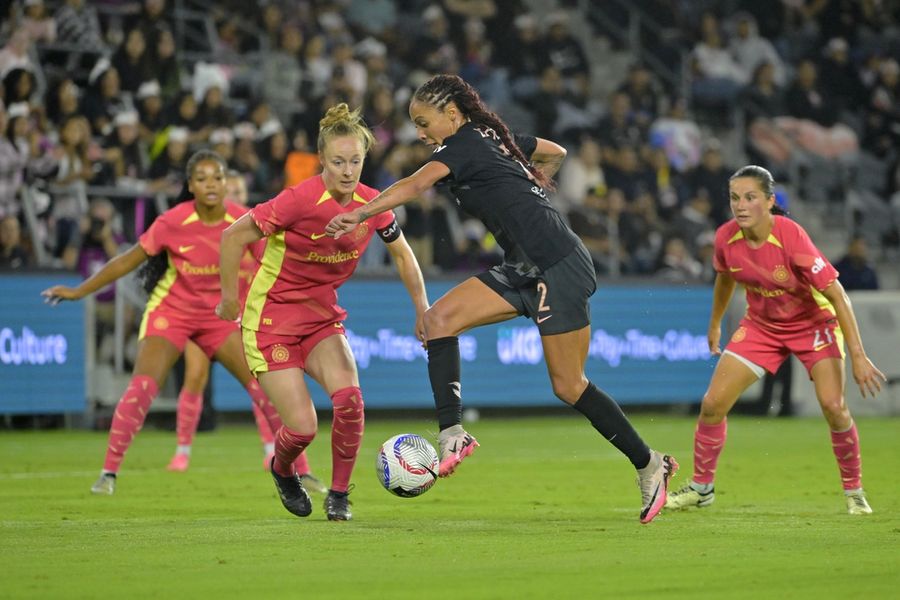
[429,122,580,276]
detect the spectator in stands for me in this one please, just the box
[669,189,717,256]
[690,12,748,111]
[261,24,305,127]
[149,25,180,102]
[654,235,704,282]
[54,0,105,51]
[346,0,398,40]
[688,141,732,225]
[833,236,880,291]
[729,13,786,87]
[604,145,655,203]
[254,120,288,197]
[196,83,233,131]
[409,5,459,76]
[209,127,234,164]
[618,62,662,129]
[112,28,152,94]
[785,59,837,126]
[521,66,564,140]
[225,169,248,206]
[0,101,28,219]
[231,122,261,189]
[740,62,790,168]
[649,96,703,174]
[558,137,604,215]
[75,199,127,342]
[302,34,331,105]
[102,110,148,186]
[0,214,30,269]
[2,68,38,114]
[594,91,645,163]
[863,58,900,158]
[136,80,165,144]
[20,0,57,45]
[496,13,545,100]
[817,37,865,116]
[52,114,94,267]
[0,30,36,76]
[82,59,128,137]
[567,187,631,276]
[45,77,81,125]
[126,0,172,52]
[168,91,207,146]
[542,11,590,86]
[147,126,188,196]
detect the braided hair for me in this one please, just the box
[412,74,553,191]
[730,165,787,216]
[137,150,228,293]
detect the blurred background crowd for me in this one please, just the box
[0,0,897,289]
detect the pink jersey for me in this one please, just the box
[713,215,839,333]
[140,200,250,318]
[243,175,396,335]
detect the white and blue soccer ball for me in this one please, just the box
[376,433,439,498]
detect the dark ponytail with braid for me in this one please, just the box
[413,74,554,191]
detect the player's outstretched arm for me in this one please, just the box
[326,161,450,239]
[217,213,264,321]
[41,243,149,304]
[821,280,886,397]
[707,272,737,355]
[385,231,430,343]
[531,138,567,179]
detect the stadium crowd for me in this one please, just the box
[0,0,898,282]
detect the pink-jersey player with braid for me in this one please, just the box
[216,103,429,521]
[42,150,290,495]
[665,165,886,515]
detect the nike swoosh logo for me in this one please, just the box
[311,233,327,240]
[178,245,194,253]
[536,315,553,324]
[814,343,831,351]
[729,267,742,272]
[433,145,447,153]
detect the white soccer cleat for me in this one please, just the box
[637,451,679,523]
[665,480,715,509]
[845,490,873,515]
[90,473,116,495]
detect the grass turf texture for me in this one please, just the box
[1,415,897,599]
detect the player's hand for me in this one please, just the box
[707,323,722,356]
[852,356,886,398]
[215,298,241,322]
[414,311,427,349]
[41,285,81,306]
[325,210,362,240]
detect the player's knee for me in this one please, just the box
[819,395,848,422]
[423,305,458,337]
[700,394,728,422]
[332,386,364,419]
[550,376,583,405]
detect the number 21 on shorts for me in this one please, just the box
[812,326,834,351]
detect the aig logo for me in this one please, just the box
[811,257,826,274]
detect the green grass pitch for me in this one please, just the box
[1,415,898,599]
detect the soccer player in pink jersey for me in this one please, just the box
[160,170,325,492]
[216,104,429,521]
[665,165,886,515]
[42,150,292,496]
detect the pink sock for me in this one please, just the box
[175,390,204,446]
[693,419,727,485]
[330,386,364,493]
[103,375,158,472]
[251,402,275,445]
[830,422,862,490]
[273,426,315,477]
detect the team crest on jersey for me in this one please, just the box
[270,344,290,363]
[772,265,789,283]
[352,222,369,242]
[153,316,169,330]
[731,326,747,343]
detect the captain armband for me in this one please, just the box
[377,219,401,243]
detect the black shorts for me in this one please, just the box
[477,244,597,335]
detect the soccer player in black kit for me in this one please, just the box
[326,74,677,523]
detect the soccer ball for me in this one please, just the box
[376,433,439,498]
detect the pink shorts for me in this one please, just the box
[139,308,238,358]
[725,318,845,375]
[242,321,345,375]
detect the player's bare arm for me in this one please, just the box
[531,138,567,179]
[217,213,264,321]
[326,161,450,239]
[707,272,737,355]
[820,279,886,397]
[41,243,148,304]
[385,232,430,343]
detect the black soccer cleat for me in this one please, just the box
[325,488,353,521]
[270,457,312,517]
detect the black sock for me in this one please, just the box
[427,336,461,431]
[573,382,651,469]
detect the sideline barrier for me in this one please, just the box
[0,273,86,414]
[212,281,719,410]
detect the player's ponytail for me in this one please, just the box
[317,103,375,154]
[412,74,553,191]
[729,164,787,215]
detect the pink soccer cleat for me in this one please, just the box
[637,451,679,524]
[166,453,190,472]
[437,425,480,477]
